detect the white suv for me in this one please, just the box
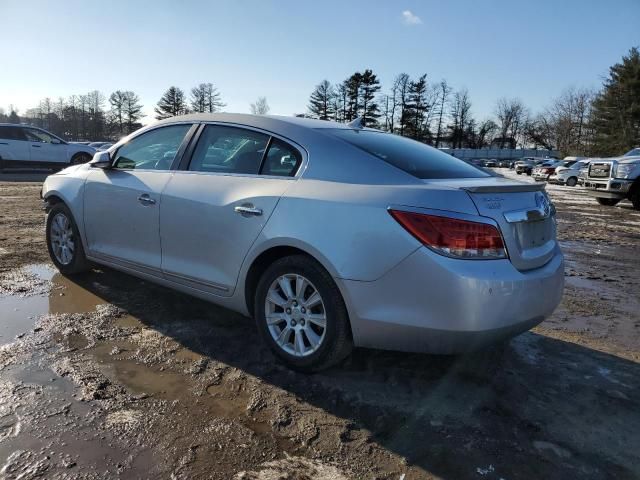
[0,124,95,170]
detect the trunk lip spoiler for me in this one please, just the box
[461,183,545,193]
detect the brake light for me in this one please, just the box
[389,210,507,259]
[543,167,555,173]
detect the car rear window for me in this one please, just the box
[326,129,489,179]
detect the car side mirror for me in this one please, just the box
[90,150,112,169]
[51,138,61,145]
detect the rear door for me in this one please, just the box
[84,123,194,273]
[23,127,67,164]
[159,124,303,295]
[0,126,30,164]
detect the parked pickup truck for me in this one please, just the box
[584,148,640,209]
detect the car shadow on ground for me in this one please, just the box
[65,268,640,479]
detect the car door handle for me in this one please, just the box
[137,194,156,206]
[234,205,262,216]
[32,144,42,148]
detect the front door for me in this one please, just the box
[160,124,303,295]
[23,127,67,164]
[83,123,193,273]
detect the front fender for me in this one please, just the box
[42,174,88,250]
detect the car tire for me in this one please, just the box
[596,198,620,207]
[566,177,577,187]
[630,187,640,210]
[516,171,522,175]
[254,254,353,372]
[71,152,92,165]
[46,203,92,275]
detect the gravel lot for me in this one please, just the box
[0,169,639,479]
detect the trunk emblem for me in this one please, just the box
[535,192,551,217]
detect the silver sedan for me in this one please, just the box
[42,113,564,371]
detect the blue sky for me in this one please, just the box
[2,0,638,123]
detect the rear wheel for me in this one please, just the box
[46,203,91,274]
[596,198,620,207]
[255,255,352,372]
[566,177,577,187]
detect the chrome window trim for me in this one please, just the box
[110,122,198,172]
[180,121,309,179]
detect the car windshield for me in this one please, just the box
[326,129,489,179]
[624,148,640,157]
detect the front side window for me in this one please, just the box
[189,125,269,174]
[261,138,302,177]
[327,129,489,179]
[112,124,191,170]
[24,128,58,143]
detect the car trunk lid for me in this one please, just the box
[426,178,557,271]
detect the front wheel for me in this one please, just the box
[46,203,91,274]
[566,177,577,187]
[596,198,620,207]
[254,255,353,372]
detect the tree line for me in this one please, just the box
[0,91,144,142]
[2,47,637,155]
[305,47,640,157]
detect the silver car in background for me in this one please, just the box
[41,114,564,371]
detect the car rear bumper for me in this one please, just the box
[340,246,564,354]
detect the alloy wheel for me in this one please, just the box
[50,213,75,265]
[264,274,327,357]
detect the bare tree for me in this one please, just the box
[250,97,270,115]
[394,73,411,135]
[434,80,452,147]
[495,97,529,148]
[448,88,472,148]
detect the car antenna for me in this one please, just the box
[347,117,364,129]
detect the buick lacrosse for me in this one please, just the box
[42,113,564,371]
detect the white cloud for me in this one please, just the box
[402,10,422,25]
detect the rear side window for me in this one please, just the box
[327,129,489,179]
[0,126,26,141]
[261,138,302,177]
[189,125,269,174]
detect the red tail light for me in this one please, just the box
[389,210,507,259]
[543,167,555,174]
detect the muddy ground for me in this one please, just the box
[0,169,639,479]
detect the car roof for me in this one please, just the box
[154,113,355,131]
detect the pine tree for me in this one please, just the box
[190,83,224,113]
[591,47,640,155]
[155,86,188,120]
[308,80,335,120]
[359,69,381,128]
[109,90,127,134]
[404,75,430,142]
[123,91,143,133]
[344,73,362,121]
